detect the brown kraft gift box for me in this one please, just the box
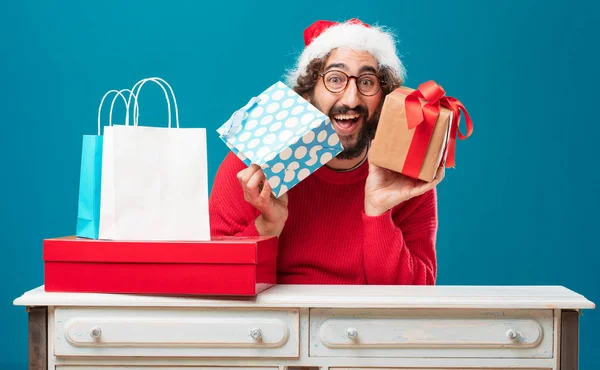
[370,80,472,182]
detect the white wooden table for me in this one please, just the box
[13,284,595,370]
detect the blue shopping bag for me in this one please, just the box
[75,134,104,239]
[217,81,343,198]
[75,89,132,239]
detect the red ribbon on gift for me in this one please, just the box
[400,80,473,179]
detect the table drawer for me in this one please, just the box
[54,307,299,358]
[310,308,553,358]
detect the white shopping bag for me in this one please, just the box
[98,77,210,241]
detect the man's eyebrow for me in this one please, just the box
[324,63,347,71]
[359,65,378,75]
[324,63,378,75]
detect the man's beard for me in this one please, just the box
[310,97,381,160]
[335,112,377,160]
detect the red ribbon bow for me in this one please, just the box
[400,80,473,179]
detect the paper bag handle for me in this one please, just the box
[126,77,180,128]
[219,96,261,139]
[108,89,137,126]
[97,89,137,135]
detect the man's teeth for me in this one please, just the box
[334,114,360,120]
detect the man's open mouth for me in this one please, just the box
[332,113,361,134]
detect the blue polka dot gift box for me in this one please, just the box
[217,81,343,198]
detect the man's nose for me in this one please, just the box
[339,79,361,108]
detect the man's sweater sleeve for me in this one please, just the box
[362,188,438,285]
[209,152,261,237]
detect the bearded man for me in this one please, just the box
[209,19,444,285]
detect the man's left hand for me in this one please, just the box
[364,162,445,217]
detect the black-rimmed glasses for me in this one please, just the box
[319,70,383,96]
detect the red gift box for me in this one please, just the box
[43,235,278,296]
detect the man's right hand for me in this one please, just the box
[237,164,289,237]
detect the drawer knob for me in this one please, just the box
[250,328,262,340]
[90,327,102,339]
[507,329,522,342]
[346,327,359,340]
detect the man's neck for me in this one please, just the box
[325,147,369,171]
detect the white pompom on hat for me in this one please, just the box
[285,18,406,88]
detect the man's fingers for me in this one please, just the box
[260,177,273,201]
[237,168,251,187]
[238,165,265,205]
[238,166,260,191]
[238,164,289,217]
[246,168,265,193]
[237,164,261,186]
[413,167,445,198]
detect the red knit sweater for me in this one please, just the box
[209,152,438,285]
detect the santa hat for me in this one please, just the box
[285,18,406,88]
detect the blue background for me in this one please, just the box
[1,0,598,368]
